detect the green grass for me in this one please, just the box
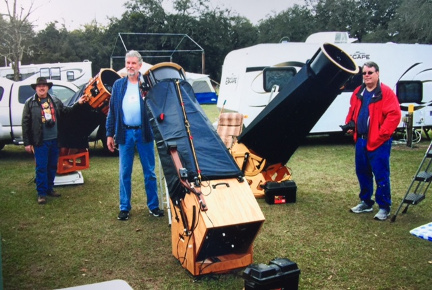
[1,104,432,289]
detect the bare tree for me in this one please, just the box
[0,0,35,80]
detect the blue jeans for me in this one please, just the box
[355,138,392,211]
[33,139,59,196]
[118,128,159,212]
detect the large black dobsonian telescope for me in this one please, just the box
[56,69,121,175]
[142,43,359,276]
[231,42,360,199]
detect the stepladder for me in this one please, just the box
[391,141,432,222]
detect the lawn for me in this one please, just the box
[0,104,431,289]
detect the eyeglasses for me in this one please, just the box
[362,71,375,75]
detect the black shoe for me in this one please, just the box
[149,207,164,217]
[117,210,130,220]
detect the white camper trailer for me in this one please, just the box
[218,32,432,135]
[0,61,92,87]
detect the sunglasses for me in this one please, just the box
[362,71,375,75]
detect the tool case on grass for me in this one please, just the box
[262,180,297,204]
[243,257,300,290]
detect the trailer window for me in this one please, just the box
[67,71,75,81]
[50,68,61,80]
[5,74,23,81]
[40,68,50,79]
[263,67,297,92]
[397,81,422,104]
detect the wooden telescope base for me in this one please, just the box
[170,177,265,276]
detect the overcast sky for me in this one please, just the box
[1,0,303,31]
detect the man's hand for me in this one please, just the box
[340,120,355,134]
[25,145,33,153]
[78,95,88,105]
[107,137,115,152]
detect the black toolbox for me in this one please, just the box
[243,257,300,290]
[262,180,297,204]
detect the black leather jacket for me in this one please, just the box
[22,93,79,147]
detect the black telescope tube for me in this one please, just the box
[238,43,359,166]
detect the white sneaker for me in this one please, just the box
[374,209,390,221]
[350,201,373,213]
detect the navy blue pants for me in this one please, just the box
[34,139,59,197]
[355,137,392,211]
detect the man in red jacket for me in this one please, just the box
[345,61,401,221]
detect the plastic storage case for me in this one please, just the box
[262,180,297,204]
[243,257,300,289]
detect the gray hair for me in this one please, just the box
[125,50,143,64]
[363,61,379,72]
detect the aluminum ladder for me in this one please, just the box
[391,141,432,222]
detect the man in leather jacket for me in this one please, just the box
[22,77,86,204]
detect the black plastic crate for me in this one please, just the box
[243,257,300,290]
[262,180,297,204]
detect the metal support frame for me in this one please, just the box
[110,32,205,74]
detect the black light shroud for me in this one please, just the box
[145,79,243,201]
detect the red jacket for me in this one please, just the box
[345,82,401,151]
